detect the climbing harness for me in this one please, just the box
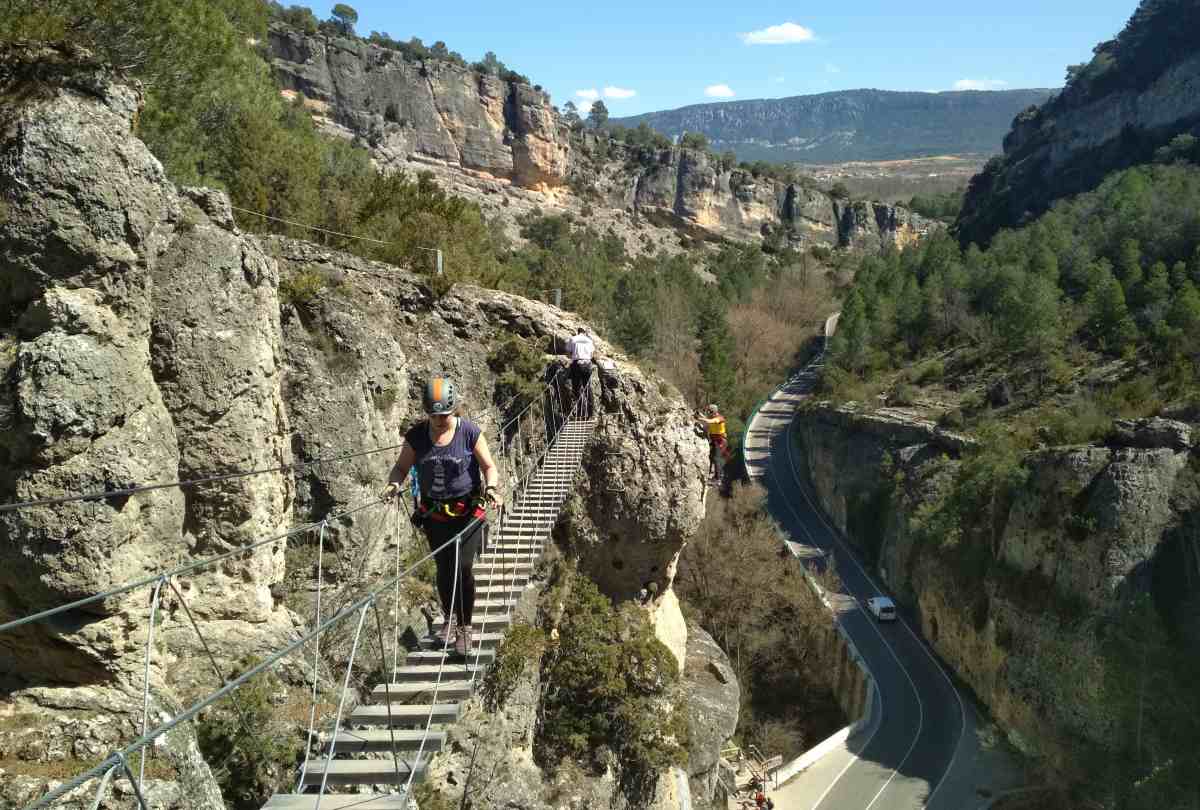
[411,493,487,526]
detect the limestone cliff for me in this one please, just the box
[265,24,933,253]
[0,44,719,808]
[957,7,1200,245]
[793,402,1200,765]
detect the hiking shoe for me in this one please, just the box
[454,625,473,657]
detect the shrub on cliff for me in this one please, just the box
[536,566,687,799]
[196,657,304,810]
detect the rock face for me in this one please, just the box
[680,624,739,805]
[0,44,714,807]
[793,403,1200,764]
[268,24,569,190]
[264,24,934,252]
[957,44,1200,245]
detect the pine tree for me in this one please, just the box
[830,289,871,375]
[330,4,357,36]
[1088,269,1139,355]
[696,297,735,405]
[587,100,610,129]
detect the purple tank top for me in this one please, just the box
[405,418,482,500]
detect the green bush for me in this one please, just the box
[481,623,546,711]
[279,269,331,307]
[487,335,548,415]
[537,570,685,796]
[913,359,945,385]
[890,382,917,406]
[196,657,303,810]
[938,408,965,429]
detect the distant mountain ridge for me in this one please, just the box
[613,88,1056,163]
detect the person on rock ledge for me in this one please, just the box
[695,403,729,485]
[382,376,502,657]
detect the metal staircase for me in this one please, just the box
[263,415,597,808]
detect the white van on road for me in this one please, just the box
[867,596,897,622]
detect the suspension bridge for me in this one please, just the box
[1,366,601,810]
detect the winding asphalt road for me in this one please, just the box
[742,326,1023,809]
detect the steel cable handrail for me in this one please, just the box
[24,513,483,810]
[0,443,405,514]
[3,369,575,634]
[0,498,387,636]
[0,366,570,516]
[24,367,600,809]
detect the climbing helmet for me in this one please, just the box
[423,377,459,415]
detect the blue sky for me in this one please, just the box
[323,1,1139,115]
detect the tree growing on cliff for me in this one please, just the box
[329,3,357,36]
[562,101,582,129]
[587,100,609,129]
[696,296,736,407]
[679,131,709,151]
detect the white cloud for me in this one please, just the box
[770,75,785,84]
[825,63,841,74]
[739,22,816,45]
[952,78,1009,91]
[603,86,637,99]
[575,88,599,101]
[705,84,736,98]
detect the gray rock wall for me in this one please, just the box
[268,24,569,188]
[793,403,1200,763]
[957,51,1200,245]
[0,44,714,807]
[264,23,933,251]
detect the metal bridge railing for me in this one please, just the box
[9,365,600,810]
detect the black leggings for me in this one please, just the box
[423,514,484,626]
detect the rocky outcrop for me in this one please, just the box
[268,24,569,190]
[680,624,739,805]
[957,44,1200,245]
[0,43,713,807]
[574,142,934,249]
[793,402,1200,764]
[264,24,935,252]
[833,199,930,252]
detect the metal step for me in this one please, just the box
[406,647,495,665]
[419,619,512,641]
[479,543,543,554]
[349,703,460,727]
[475,584,525,597]
[477,552,540,565]
[391,663,484,683]
[371,680,474,701]
[474,572,530,586]
[328,728,446,753]
[469,560,533,570]
[421,629,503,648]
[298,757,429,786]
[433,599,514,615]
[264,794,410,809]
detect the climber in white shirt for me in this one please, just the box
[566,328,595,418]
